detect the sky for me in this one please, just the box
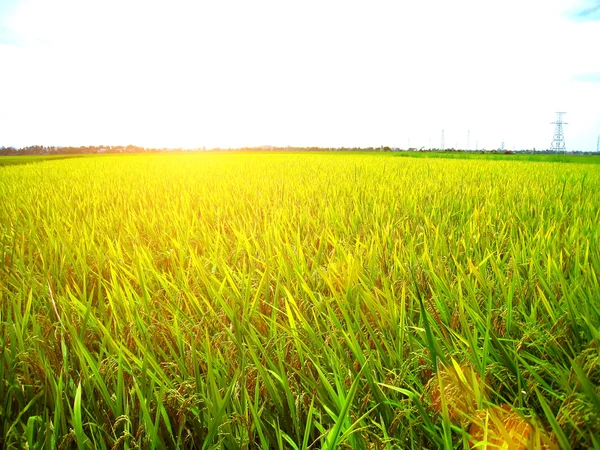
[0,0,599,151]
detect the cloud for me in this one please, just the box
[573,72,600,82]
[0,0,20,45]
[569,0,600,20]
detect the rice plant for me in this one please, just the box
[1,152,599,448]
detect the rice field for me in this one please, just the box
[1,152,599,449]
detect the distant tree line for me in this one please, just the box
[222,146,394,152]
[0,145,168,156]
[3,145,598,156]
[0,145,396,156]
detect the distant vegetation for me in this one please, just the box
[0,145,159,156]
[1,153,599,448]
[3,144,599,160]
[391,151,600,164]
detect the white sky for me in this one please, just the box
[0,0,599,150]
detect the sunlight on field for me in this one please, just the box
[1,153,599,448]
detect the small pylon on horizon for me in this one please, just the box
[550,112,568,152]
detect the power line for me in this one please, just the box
[467,130,470,151]
[441,129,445,151]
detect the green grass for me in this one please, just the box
[390,151,600,164]
[1,153,599,448]
[0,155,84,167]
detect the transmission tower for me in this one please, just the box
[467,130,470,151]
[550,112,568,152]
[597,135,599,153]
[441,129,445,150]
